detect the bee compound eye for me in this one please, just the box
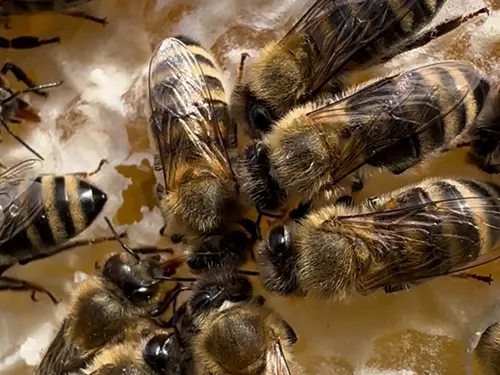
[144,334,177,375]
[249,103,273,133]
[268,225,290,254]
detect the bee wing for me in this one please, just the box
[0,159,44,244]
[334,196,500,291]
[268,340,292,375]
[147,37,233,192]
[283,0,436,94]
[306,61,481,182]
[35,319,83,375]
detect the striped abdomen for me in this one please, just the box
[374,179,500,278]
[1,175,107,264]
[1,0,92,15]
[311,0,447,69]
[364,62,491,173]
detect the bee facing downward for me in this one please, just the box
[35,218,182,375]
[237,60,499,216]
[230,0,450,140]
[259,178,500,298]
[148,36,258,271]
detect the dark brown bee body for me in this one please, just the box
[475,322,500,375]
[259,178,500,298]
[0,174,107,268]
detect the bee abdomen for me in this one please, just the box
[324,0,447,65]
[1,175,107,262]
[475,322,500,375]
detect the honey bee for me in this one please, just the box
[1,62,62,159]
[474,321,500,375]
[193,302,299,375]
[36,217,183,375]
[0,159,109,304]
[148,35,261,272]
[230,0,455,140]
[149,267,299,375]
[71,328,190,375]
[259,178,500,298]
[1,0,107,49]
[237,60,497,215]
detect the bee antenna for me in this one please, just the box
[1,81,63,105]
[104,216,140,261]
[155,275,198,282]
[237,269,259,276]
[0,118,44,160]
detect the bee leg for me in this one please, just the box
[59,11,108,26]
[452,272,493,285]
[0,276,59,304]
[0,118,44,160]
[151,284,190,318]
[237,53,250,83]
[0,36,61,50]
[1,62,48,97]
[130,247,174,255]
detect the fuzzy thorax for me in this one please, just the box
[294,205,373,300]
[161,169,237,233]
[265,102,343,199]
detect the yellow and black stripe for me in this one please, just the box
[2,174,107,264]
[311,0,447,65]
[365,63,491,173]
[376,178,500,277]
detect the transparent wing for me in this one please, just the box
[283,0,429,94]
[0,159,44,243]
[267,340,292,375]
[35,319,82,375]
[147,37,233,192]
[306,61,481,183]
[330,196,500,291]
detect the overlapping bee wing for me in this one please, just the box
[0,159,44,244]
[282,0,433,95]
[148,37,234,193]
[306,60,482,183]
[268,340,292,375]
[332,196,500,291]
[35,319,83,375]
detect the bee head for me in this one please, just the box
[230,42,306,140]
[237,140,287,212]
[102,252,164,304]
[189,267,253,314]
[187,231,252,271]
[143,333,189,375]
[258,225,300,296]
